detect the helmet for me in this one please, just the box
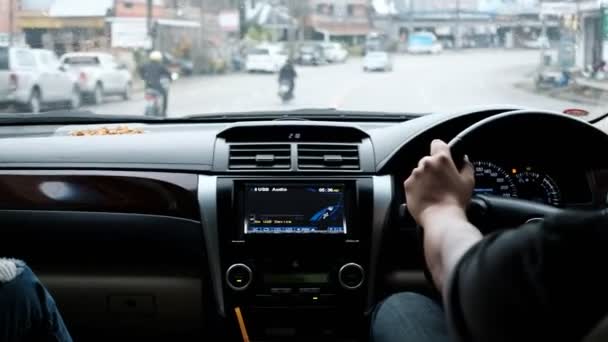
[149,51,162,62]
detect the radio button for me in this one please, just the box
[226,263,252,291]
[299,287,321,294]
[339,263,364,290]
[270,287,292,294]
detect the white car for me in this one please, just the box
[322,42,349,63]
[60,52,132,105]
[363,51,393,72]
[408,32,443,54]
[522,36,550,49]
[245,45,288,73]
[0,47,81,113]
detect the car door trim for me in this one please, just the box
[367,175,394,313]
[197,175,225,317]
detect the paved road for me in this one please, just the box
[84,49,608,117]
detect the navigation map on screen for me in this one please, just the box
[243,184,346,234]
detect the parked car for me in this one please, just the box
[245,45,288,73]
[0,47,81,113]
[408,32,443,54]
[363,51,393,72]
[297,43,327,66]
[522,36,551,49]
[322,42,349,63]
[60,52,132,104]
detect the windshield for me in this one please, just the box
[248,48,270,55]
[1,0,608,120]
[62,56,100,66]
[410,33,436,45]
[0,48,8,70]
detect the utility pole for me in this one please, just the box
[199,0,205,51]
[146,0,153,49]
[455,0,461,49]
[408,0,413,38]
[196,0,205,73]
[8,0,15,46]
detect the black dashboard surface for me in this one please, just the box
[0,108,518,172]
[0,109,604,208]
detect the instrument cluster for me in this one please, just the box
[473,161,562,206]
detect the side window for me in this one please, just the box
[0,48,9,70]
[16,50,35,68]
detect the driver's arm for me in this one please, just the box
[404,139,481,293]
[406,140,608,341]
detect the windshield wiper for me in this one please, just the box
[589,112,608,124]
[183,109,426,122]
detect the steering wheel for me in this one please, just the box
[416,109,608,289]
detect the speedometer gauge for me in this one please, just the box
[473,162,518,198]
[515,171,561,206]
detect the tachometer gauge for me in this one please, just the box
[472,162,518,198]
[515,171,561,206]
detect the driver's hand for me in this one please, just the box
[404,140,475,227]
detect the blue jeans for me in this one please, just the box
[371,292,450,342]
[0,260,72,342]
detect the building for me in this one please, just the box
[372,0,558,48]
[406,0,478,12]
[18,0,113,53]
[308,0,372,43]
[535,1,607,70]
[0,0,24,45]
[108,0,239,73]
[243,0,370,44]
[108,0,169,50]
[114,0,166,17]
[549,0,607,70]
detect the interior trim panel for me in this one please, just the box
[0,171,199,220]
[198,175,225,316]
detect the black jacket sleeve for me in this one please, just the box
[446,210,608,342]
[161,65,171,79]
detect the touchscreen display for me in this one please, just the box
[243,184,346,234]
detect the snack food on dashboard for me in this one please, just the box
[70,126,144,136]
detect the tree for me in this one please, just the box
[285,0,311,41]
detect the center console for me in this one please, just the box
[216,177,374,340]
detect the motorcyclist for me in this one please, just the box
[278,59,297,99]
[139,51,171,116]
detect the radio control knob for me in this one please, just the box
[339,263,364,290]
[226,263,252,291]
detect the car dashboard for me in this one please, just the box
[0,107,607,341]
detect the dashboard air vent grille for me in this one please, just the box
[297,144,360,170]
[229,144,291,170]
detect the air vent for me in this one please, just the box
[229,144,291,170]
[297,144,360,170]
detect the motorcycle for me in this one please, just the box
[144,77,171,117]
[278,79,293,103]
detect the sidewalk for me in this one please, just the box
[574,77,608,92]
[515,76,608,107]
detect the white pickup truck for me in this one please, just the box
[60,52,132,105]
[0,47,81,113]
